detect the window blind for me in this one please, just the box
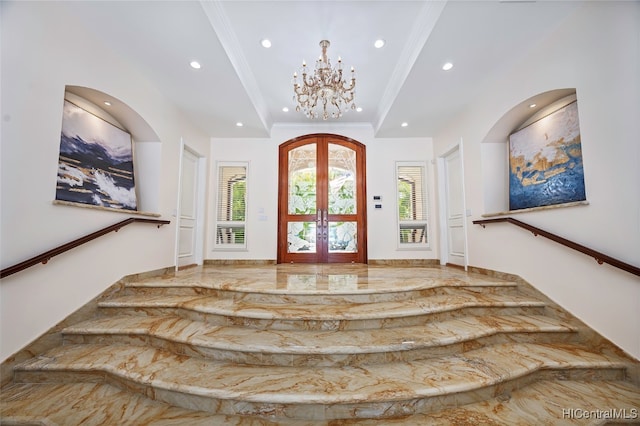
[215,164,247,247]
[397,163,428,245]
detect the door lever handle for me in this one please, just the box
[317,210,322,223]
[323,209,328,225]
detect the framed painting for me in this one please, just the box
[508,101,586,211]
[56,100,138,211]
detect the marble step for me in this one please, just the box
[122,275,519,304]
[3,380,638,426]
[98,292,547,331]
[14,343,630,421]
[0,382,279,426]
[131,264,518,297]
[345,379,640,425]
[62,314,579,367]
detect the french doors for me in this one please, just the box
[277,134,367,263]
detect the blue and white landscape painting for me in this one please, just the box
[56,100,138,211]
[509,101,586,211]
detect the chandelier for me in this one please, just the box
[293,40,356,120]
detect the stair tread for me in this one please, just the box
[64,314,577,354]
[17,343,628,404]
[99,293,546,320]
[347,379,640,425]
[128,266,518,295]
[0,382,278,426]
[3,380,638,426]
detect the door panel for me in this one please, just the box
[444,147,466,267]
[178,148,198,267]
[278,135,366,263]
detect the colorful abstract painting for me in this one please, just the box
[509,101,586,210]
[56,100,137,211]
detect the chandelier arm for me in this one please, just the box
[341,78,356,91]
[302,75,318,88]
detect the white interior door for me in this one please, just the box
[177,146,202,268]
[441,145,467,267]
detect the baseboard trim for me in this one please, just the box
[204,259,277,265]
[368,259,441,266]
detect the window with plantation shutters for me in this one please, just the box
[214,162,248,249]
[396,162,429,247]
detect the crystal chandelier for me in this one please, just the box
[293,40,356,120]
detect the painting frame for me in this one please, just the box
[56,99,138,211]
[508,100,586,211]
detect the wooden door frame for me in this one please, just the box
[277,134,367,264]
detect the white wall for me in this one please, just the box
[433,2,640,358]
[208,124,436,261]
[0,2,210,361]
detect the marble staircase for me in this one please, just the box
[1,264,639,425]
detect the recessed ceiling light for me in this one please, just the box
[356,107,363,112]
[103,101,111,106]
[282,107,289,112]
[190,61,201,69]
[442,62,453,71]
[236,122,243,127]
[261,39,272,48]
[401,122,408,127]
[374,39,385,49]
[529,103,537,108]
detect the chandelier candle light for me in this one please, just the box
[293,40,356,120]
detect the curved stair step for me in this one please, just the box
[123,273,519,304]
[3,380,639,425]
[98,293,547,330]
[62,314,579,366]
[14,343,629,420]
[0,382,278,426]
[129,264,516,291]
[346,380,640,425]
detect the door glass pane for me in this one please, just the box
[287,222,317,253]
[288,144,316,214]
[328,143,356,214]
[328,221,357,253]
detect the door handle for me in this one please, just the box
[317,210,322,224]
[323,209,328,241]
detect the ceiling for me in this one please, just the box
[63,0,582,139]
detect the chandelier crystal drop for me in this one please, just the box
[293,40,356,120]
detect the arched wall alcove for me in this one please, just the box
[63,85,163,215]
[479,88,577,215]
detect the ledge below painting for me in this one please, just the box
[481,200,589,218]
[52,200,161,218]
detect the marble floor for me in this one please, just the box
[1,264,639,425]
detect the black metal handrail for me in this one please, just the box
[1,218,170,279]
[473,217,640,277]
